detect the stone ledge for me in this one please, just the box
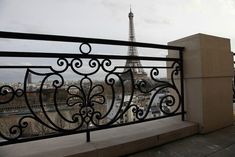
[0,116,198,157]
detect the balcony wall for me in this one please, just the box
[168,33,234,133]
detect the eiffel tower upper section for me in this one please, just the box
[124,8,147,80]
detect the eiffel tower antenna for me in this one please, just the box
[124,8,147,80]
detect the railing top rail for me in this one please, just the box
[0,31,184,51]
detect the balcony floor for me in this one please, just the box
[0,117,197,157]
[127,122,235,157]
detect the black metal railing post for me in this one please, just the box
[233,53,235,102]
[179,49,185,121]
[86,131,90,142]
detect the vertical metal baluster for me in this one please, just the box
[86,131,90,142]
[179,49,185,121]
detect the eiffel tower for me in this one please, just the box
[123,8,148,81]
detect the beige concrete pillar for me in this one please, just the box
[168,34,234,133]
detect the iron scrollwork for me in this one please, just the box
[0,42,184,145]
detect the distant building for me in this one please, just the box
[27,73,32,84]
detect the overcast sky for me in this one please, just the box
[1,0,235,46]
[0,0,235,82]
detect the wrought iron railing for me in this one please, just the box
[0,31,185,146]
